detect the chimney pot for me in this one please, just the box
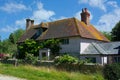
[31,20,34,26]
[84,8,87,12]
[80,8,90,25]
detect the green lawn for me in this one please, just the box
[0,63,104,80]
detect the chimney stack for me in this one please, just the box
[26,19,34,31]
[80,8,90,25]
[31,20,34,26]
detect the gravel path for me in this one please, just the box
[0,74,26,80]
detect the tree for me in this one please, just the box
[101,31,111,41]
[9,33,15,44]
[0,29,25,56]
[0,36,2,53]
[9,29,25,43]
[0,36,1,42]
[13,29,25,43]
[0,39,11,53]
[111,21,120,41]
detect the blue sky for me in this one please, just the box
[0,0,120,40]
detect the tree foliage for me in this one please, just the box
[103,63,120,80]
[0,29,25,56]
[9,29,25,43]
[101,31,111,41]
[18,39,41,59]
[111,21,120,41]
[0,36,1,51]
[54,54,78,65]
[42,39,61,56]
[13,29,25,43]
[9,33,15,44]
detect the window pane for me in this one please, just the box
[61,38,69,44]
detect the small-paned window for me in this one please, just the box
[61,38,69,45]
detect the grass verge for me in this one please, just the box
[0,63,104,80]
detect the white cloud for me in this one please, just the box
[0,3,28,13]
[96,8,120,31]
[0,2,68,34]
[0,2,56,33]
[31,2,55,23]
[51,16,68,21]
[107,1,118,8]
[74,11,81,20]
[74,10,93,20]
[32,9,55,21]
[0,19,26,33]
[78,0,106,11]
[0,25,18,32]
[9,2,52,30]
[37,2,43,10]
[15,19,26,28]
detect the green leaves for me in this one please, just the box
[9,33,15,44]
[54,54,78,65]
[41,39,61,56]
[18,39,41,59]
[18,39,61,59]
[101,31,111,41]
[0,29,25,57]
[103,63,120,80]
[111,21,120,41]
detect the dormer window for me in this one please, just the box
[31,28,42,39]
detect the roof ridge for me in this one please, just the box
[73,18,81,36]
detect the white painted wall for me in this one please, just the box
[80,38,102,53]
[60,37,80,56]
[60,37,103,57]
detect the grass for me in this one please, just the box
[0,63,104,80]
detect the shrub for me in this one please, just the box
[103,63,120,80]
[54,54,78,65]
[25,53,38,65]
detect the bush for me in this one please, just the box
[25,53,38,65]
[54,54,78,65]
[103,63,120,80]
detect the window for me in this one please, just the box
[31,28,42,39]
[85,57,96,63]
[61,38,69,45]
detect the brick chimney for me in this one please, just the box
[80,8,90,25]
[26,19,34,31]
